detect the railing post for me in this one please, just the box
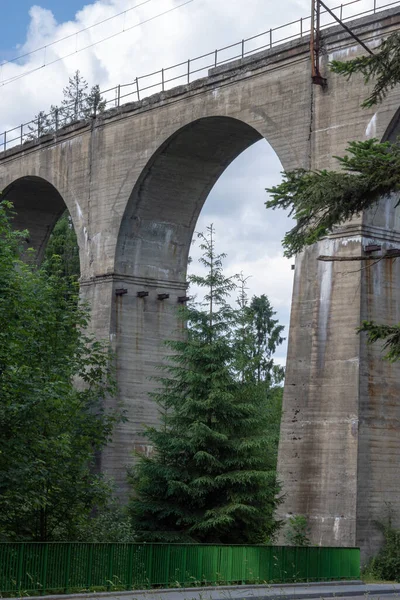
[117,84,121,106]
[187,59,190,84]
[166,545,171,587]
[300,17,303,37]
[147,544,154,587]
[55,108,59,131]
[40,544,49,595]
[214,49,218,67]
[20,124,23,145]
[161,68,164,91]
[270,28,273,48]
[126,544,134,590]
[374,0,376,11]
[3,131,6,152]
[17,543,25,595]
[136,77,140,101]
[87,544,93,589]
[64,544,72,594]
[107,544,114,591]
[241,39,245,58]
[340,4,343,21]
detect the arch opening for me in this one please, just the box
[109,115,293,495]
[2,175,78,271]
[115,116,265,281]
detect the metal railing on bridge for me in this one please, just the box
[0,542,360,596]
[1,0,399,153]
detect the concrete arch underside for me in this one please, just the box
[115,116,263,280]
[2,176,68,263]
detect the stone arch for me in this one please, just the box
[108,115,283,495]
[1,175,76,265]
[115,116,271,280]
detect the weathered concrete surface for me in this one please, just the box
[1,8,400,559]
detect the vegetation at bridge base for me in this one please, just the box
[0,203,285,543]
[0,200,122,542]
[361,505,400,582]
[284,515,311,547]
[265,31,400,359]
[129,225,284,544]
[44,211,80,282]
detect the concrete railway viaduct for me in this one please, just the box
[1,7,400,559]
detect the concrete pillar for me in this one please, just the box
[277,195,400,560]
[277,232,362,549]
[84,273,187,497]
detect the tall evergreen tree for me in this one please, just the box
[233,277,283,480]
[61,70,89,123]
[129,225,282,544]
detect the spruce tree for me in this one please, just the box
[61,70,89,123]
[129,225,281,543]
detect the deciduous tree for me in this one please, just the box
[0,200,120,541]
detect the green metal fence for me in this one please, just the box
[0,543,360,597]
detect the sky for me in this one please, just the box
[0,0,380,365]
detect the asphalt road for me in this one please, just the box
[21,582,400,600]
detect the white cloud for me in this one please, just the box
[0,0,380,364]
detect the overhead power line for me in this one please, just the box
[0,0,195,88]
[2,0,155,67]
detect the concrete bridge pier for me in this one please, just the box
[80,272,188,497]
[277,195,400,561]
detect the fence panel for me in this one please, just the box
[0,543,360,596]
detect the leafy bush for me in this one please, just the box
[366,508,400,581]
[284,515,310,546]
[77,502,134,543]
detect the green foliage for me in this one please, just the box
[284,515,310,547]
[76,502,134,543]
[359,321,400,362]
[365,506,400,581]
[267,33,400,257]
[129,225,283,544]
[266,139,400,257]
[248,294,285,384]
[0,200,120,541]
[44,211,80,281]
[330,32,400,108]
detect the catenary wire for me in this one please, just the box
[2,0,157,67]
[0,0,195,88]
